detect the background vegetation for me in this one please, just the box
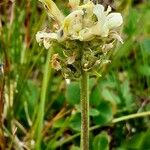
[0,0,150,149]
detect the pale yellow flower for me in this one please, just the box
[36,0,123,47]
[69,0,80,10]
[39,0,64,25]
[62,10,84,39]
[36,0,124,77]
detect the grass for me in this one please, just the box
[0,0,150,149]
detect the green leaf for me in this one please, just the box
[69,113,81,131]
[26,80,39,112]
[138,65,150,76]
[75,105,100,116]
[102,88,120,104]
[93,101,113,125]
[89,108,100,116]
[66,82,80,105]
[121,129,150,149]
[122,133,145,149]
[140,39,150,54]
[70,145,80,150]
[120,80,133,106]
[140,129,150,149]
[90,86,102,106]
[89,78,97,90]
[53,118,65,128]
[124,8,138,36]
[93,132,110,150]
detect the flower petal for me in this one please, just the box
[111,33,124,44]
[106,5,112,15]
[92,4,109,37]
[43,39,51,49]
[107,13,123,29]
[36,31,58,49]
[69,0,80,9]
[93,4,105,20]
[39,0,64,25]
[83,0,91,4]
[78,28,95,41]
[78,1,95,27]
[62,10,84,38]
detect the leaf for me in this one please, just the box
[124,8,138,36]
[66,82,80,105]
[90,86,102,106]
[53,118,66,128]
[140,39,150,54]
[120,80,133,106]
[70,145,80,150]
[89,108,100,116]
[121,129,150,149]
[138,65,150,76]
[140,129,150,149]
[93,132,110,150]
[69,113,81,131]
[23,80,39,118]
[122,133,145,149]
[89,78,97,91]
[75,105,100,116]
[53,92,65,110]
[93,101,113,125]
[102,88,120,104]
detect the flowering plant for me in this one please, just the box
[36,0,123,78]
[36,0,123,150]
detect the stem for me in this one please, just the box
[35,48,53,150]
[0,68,5,150]
[112,111,150,123]
[80,70,89,150]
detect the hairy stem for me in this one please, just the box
[80,70,89,150]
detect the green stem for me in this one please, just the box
[35,48,53,150]
[112,111,150,123]
[55,111,150,148]
[80,70,89,150]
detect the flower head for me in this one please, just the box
[36,0,123,78]
[36,0,123,46]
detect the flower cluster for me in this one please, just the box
[36,0,123,78]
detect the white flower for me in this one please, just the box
[36,0,123,46]
[36,31,58,49]
[62,10,84,39]
[77,4,123,41]
[91,4,123,37]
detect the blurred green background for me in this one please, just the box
[0,0,150,149]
